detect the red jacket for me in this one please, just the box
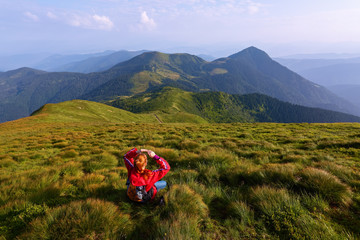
[124,148,170,200]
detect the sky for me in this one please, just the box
[2,0,360,57]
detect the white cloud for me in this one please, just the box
[67,14,85,27]
[47,11,58,19]
[140,11,156,30]
[139,0,265,16]
[92,14,114,30]
[59,12,114,30]
[24,11,39,21]
[247,4,261,15]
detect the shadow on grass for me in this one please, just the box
[94,185,126,203]
[330,201,360,235]
[209,197,231,220]
[29,186,89,207]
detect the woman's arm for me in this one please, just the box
[150,154,170,183]
[123,148,139,171]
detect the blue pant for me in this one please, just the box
[154,180,167,190]
[126,179,167,191]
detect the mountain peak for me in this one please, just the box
[229,46,271,61]
[9,67,45,73]
[0,67,46,79]
[110,50,206,75]
[131,51,168,62]
[130,51,205,64]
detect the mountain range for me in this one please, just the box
[276,57,360,85]
[1,47,359,123]
[327,84,360,107]
[40,50,148,73]
[83,47,358,113]
[0,53,49,72]
[299,63,360,86]
[0,50,148,72]
[276,57,360,110]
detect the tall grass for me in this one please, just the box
[163,184,208,219]
[249,186,341,239]
[297,167,352,206]
[20,199,132,240]
[1,121,360,239]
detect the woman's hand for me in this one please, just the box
[148,150,156,158]
[141,149,156,158]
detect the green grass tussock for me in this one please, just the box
[316,161,358,185]
[258,163,299,188]
[300,193,329,213]
[82,152,118,173]
[317,140,360,150]
[144,184,209,240]
[20,199,132,240]
[297,167,352,206]
[250,186,341,239]
[155,212,202,240]
[163,184,208,219]
[0,202,48,239]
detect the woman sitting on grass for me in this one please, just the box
[123,148,170,203]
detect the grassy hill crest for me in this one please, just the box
[109,87,360,123]
[30,100,158,123]
[4,87,358,126]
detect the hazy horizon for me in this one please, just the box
[2,0,360,57]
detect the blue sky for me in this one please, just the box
[2,0,360,57]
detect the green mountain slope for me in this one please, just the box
[194,47,358,114]
[22,98,206,124]
[109,87,360,123]
[1,47,359,123]
[29,100,157,123]
[9,87,358,125]
[82,51,206,100]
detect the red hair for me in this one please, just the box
[134,154,153,180]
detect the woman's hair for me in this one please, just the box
[134,153,153,180]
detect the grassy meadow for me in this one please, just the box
[1,118,360,239]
